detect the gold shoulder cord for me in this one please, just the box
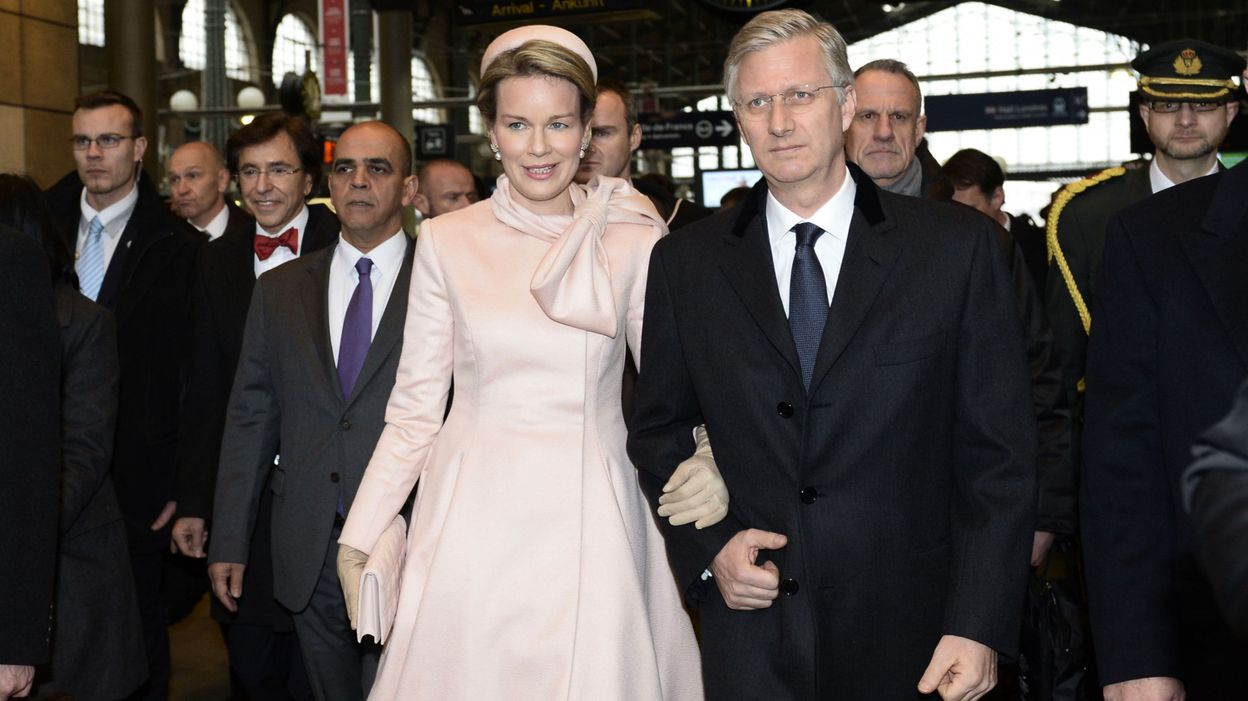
[1045,166,1126,393]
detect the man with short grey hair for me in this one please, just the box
[845,58,942,196]
[630,8,1035,700]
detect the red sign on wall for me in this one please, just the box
[320,0,349,97]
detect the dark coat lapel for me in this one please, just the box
[299,247,345,403]
[107,178,174,324]
[303,203,341,254]
[809,169,899,395]
[1186,163,1248,368]
[345,237,414,406]
[718,180,801,382]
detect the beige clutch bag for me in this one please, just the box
[356,515,406,645]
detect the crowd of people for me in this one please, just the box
[3,7,1248,701]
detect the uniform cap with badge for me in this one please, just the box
[1132,39,1246,104]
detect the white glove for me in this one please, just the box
[336,543,369,630]
[658,425,729,529]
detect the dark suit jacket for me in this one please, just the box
[1045,165,1152,409]
[1184,377,1248,639]
[177,203,338,627]
[0,227,61,665]
[46,172,202,551]
[628,168,1037,699]
[176,203,339,520]
[1008,212,1047,294]
[1082,162,1248,686]
[45,283,146,698]
[209,236,414,612]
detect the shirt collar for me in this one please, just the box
[196,203,231,239]
[256,204,309,240]
[80,182,140,238]
[765,167,857,248]
[1149,158,1219,194]
[333,229,408,280]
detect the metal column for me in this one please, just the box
[105,0,157,179]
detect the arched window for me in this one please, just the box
[78,0,105,47]
[272,14,319,89]
[412,54,444,124]
[179,0,254,81]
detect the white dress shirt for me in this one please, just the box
[77,183,139,271]
[1149,158,1219,194]
[254,205,308,277]
[765,168,857,316]
[194,203,230,241]
[328,230,408,362]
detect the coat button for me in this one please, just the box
[781,578,799,596]
[330,472,341,483]
[776,401,794,418]
[340,419,351,430]
[799,487,818,504]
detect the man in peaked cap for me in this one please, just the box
[1077,44,1248,701]
[1045,40,1242,421]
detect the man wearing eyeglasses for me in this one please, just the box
[629,9,1035,699]
[44,90,202,701]
[1046,41,1240,418]
[171,112,338,700]
[1078,47,1248,701]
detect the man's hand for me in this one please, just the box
[1103,677,1185,701]
[171,517,208,558]
[709,528,787,610]
[917,635,997,701]
[1030,530,1056,567]
[0,665,34,700]
[208,562,246,613]
[336,544,369,630]
[150,500,176,531]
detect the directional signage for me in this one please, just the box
[453,0,651,25]
[926,88,1089,132]
[416,124,456,159]
[639,111,738,150]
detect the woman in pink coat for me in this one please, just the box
[337,26,721,700]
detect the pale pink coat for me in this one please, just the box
[339,176,704,700]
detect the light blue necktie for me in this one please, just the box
[77,216,106,302]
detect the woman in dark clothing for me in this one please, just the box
[0,174,147,700]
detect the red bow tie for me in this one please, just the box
[254,227,298,261]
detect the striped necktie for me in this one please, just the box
[77,216,107,301]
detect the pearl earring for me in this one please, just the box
[578,145,586,159]
[490,142,501,161]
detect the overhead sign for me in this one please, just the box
[639,111,738,150]
[454,0,649,25]
[416,124,456,159]
[925,88,1089,132]
[319,0,349,97]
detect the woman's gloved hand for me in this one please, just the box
[336,543,369,629]
[658,425,729,529]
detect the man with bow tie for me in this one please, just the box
[172,112,338,698]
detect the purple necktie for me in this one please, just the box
[337,257,373,398]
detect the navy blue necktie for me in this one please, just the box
[789,222,828,391]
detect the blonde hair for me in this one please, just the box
[723,9,852,105]
[477,40,597,126]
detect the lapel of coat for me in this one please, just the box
[108,179,175,324]
[808,168,899,396]
[718,181,802,382]
[1184,163,1248,369]
[344,236,414,407]
[299,246,346,403]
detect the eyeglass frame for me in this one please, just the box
[1145,99,1230,114]
[69,134,137,150]
[731,84,849,118]
[236,165,305,182]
